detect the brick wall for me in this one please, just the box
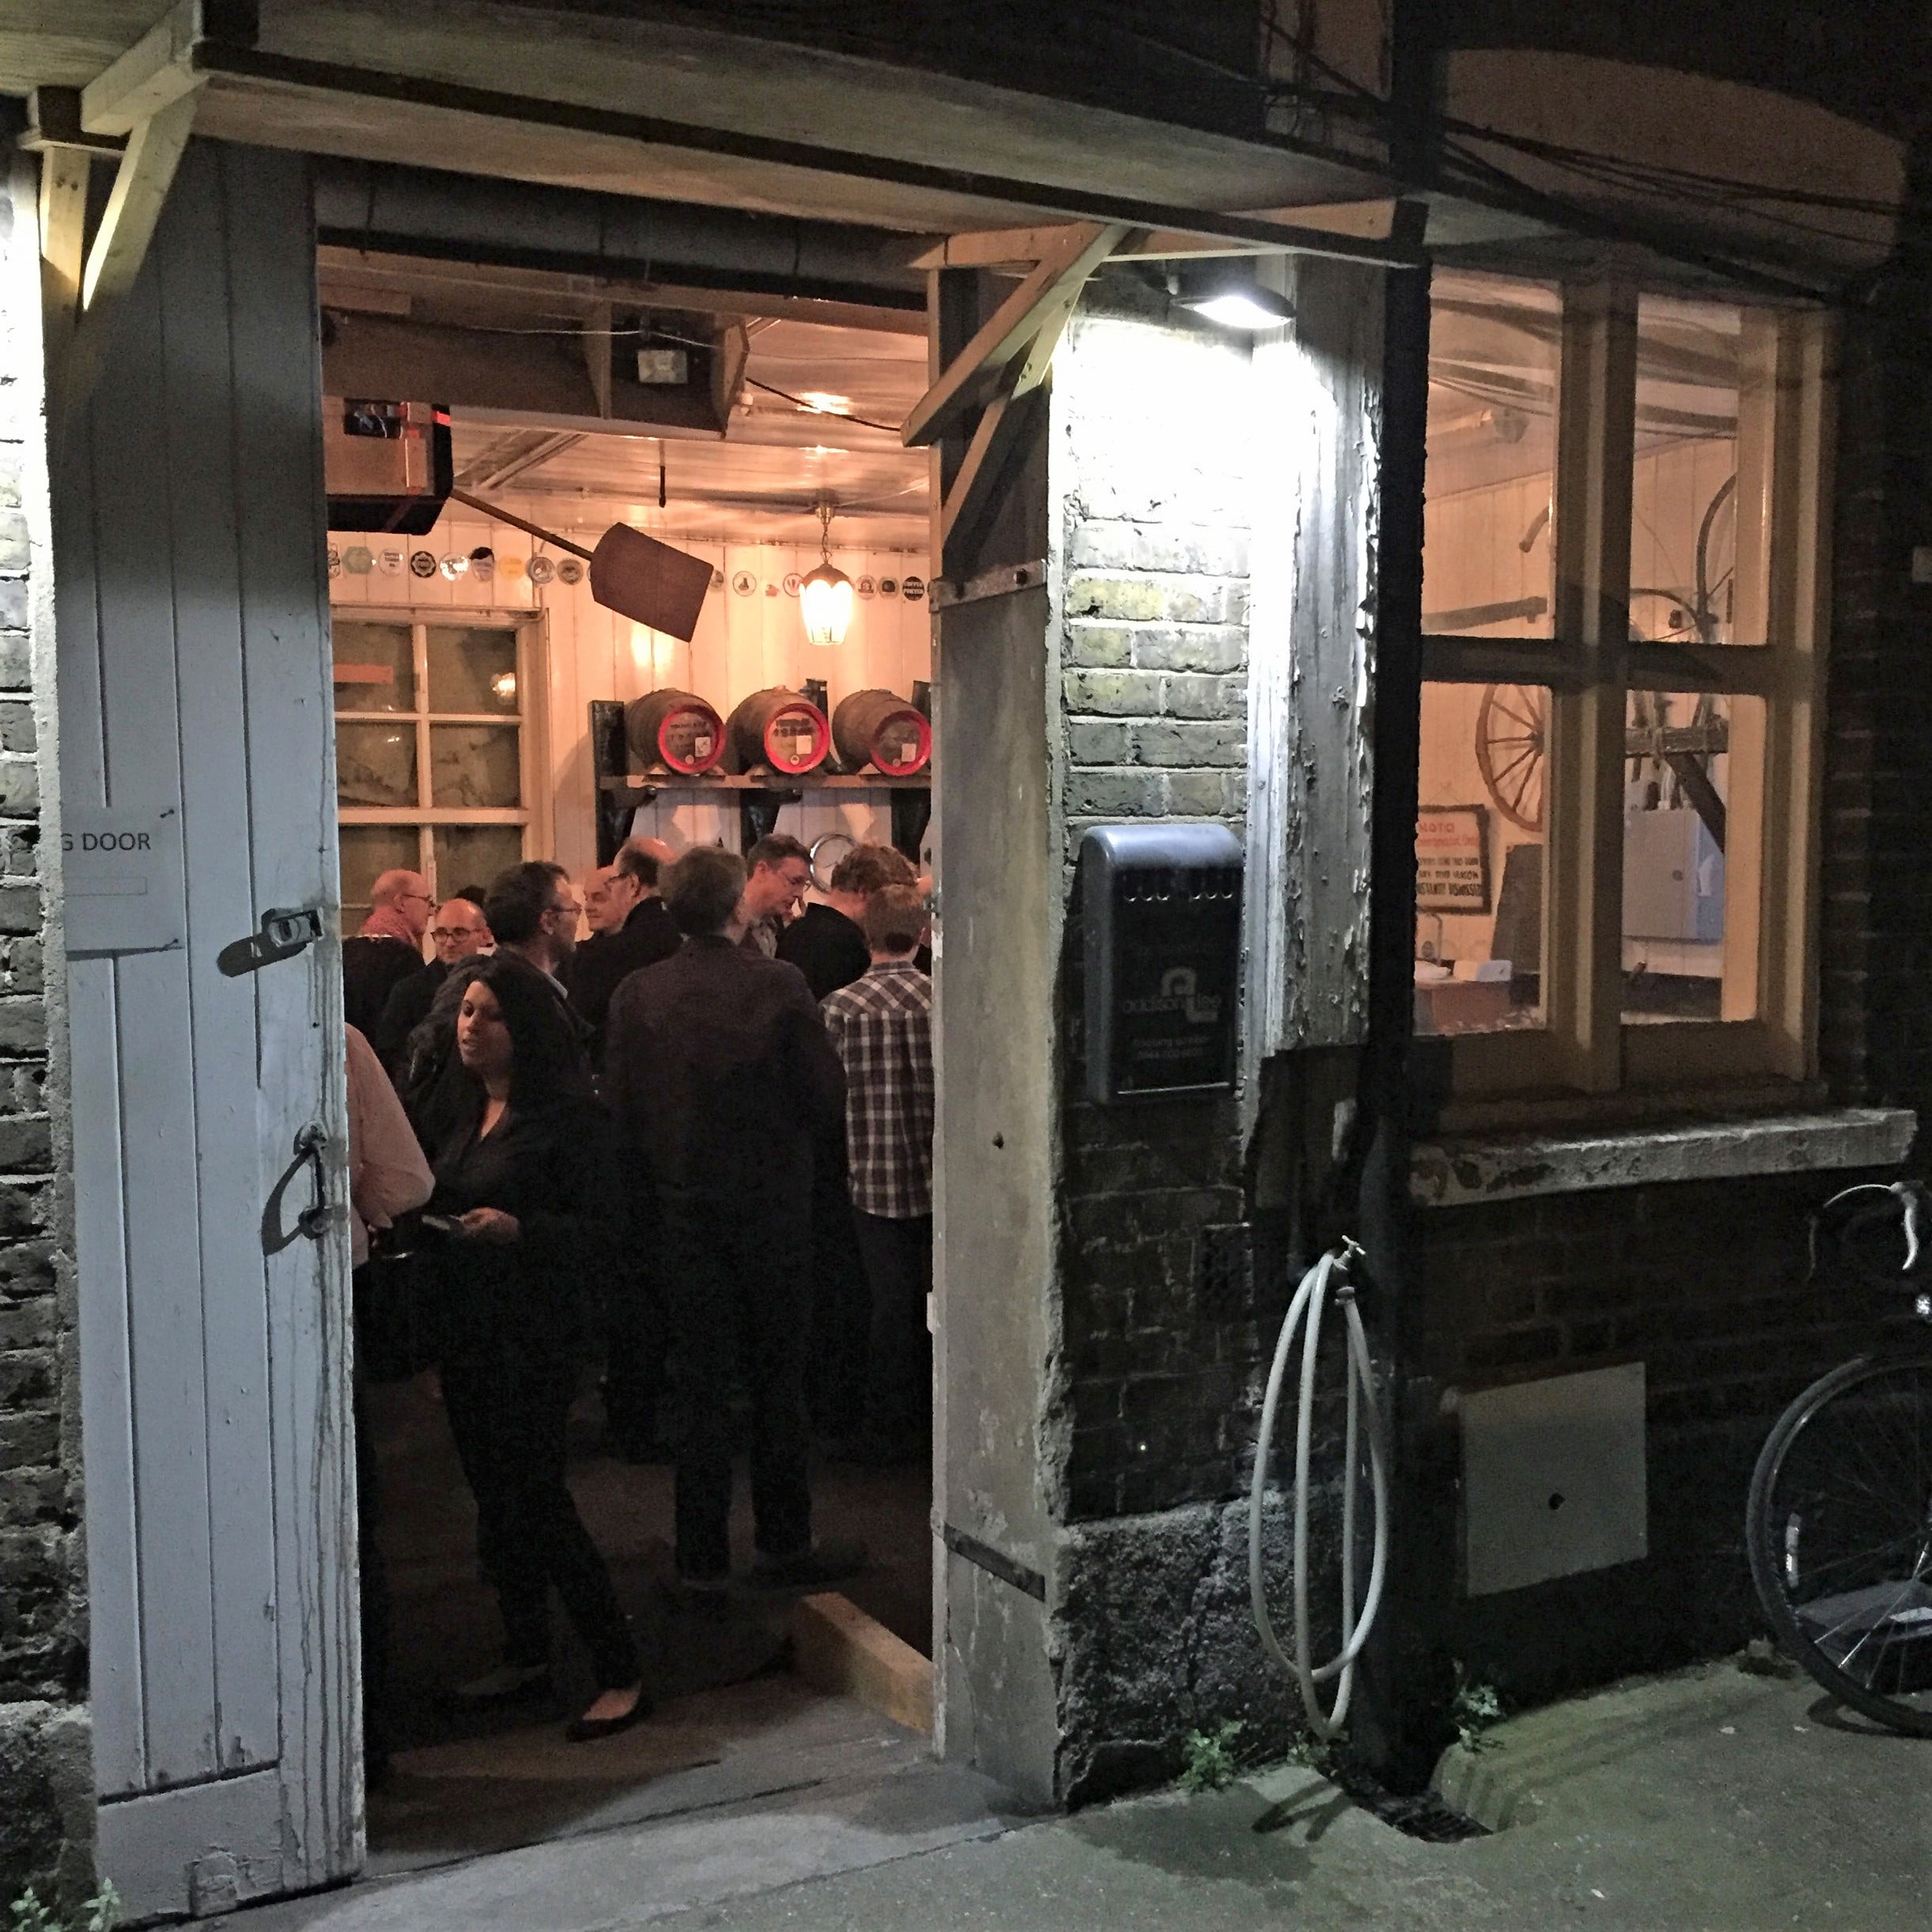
[1044,283,1325,1798]
[1048,282,1257,1526]
[0,156,89,1910]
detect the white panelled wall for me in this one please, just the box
[328,503,932,881]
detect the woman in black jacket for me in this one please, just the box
[425,954,646,1741]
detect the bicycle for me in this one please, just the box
[1746,1178,1932,1734]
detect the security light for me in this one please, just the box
[1184,283,1295,332]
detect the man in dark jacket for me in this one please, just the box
[342,869,432,1038]
[373,894,492,1069]
[776,845,899,1001]
[604,845,861,1592]
[569,843,682,1053]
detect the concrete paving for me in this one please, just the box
[236,1661,1932,1930]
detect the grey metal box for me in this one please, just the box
[1461,1363,1647,1597]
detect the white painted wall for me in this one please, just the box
[328,503,930,879]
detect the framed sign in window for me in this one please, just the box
[1416,804,1492,917]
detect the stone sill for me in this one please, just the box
[1411,1106,1917,1208]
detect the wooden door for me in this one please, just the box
[54,143,358,1919]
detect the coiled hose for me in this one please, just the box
[1248,1242,1390,1741]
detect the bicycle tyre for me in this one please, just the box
[1747,1353,1932,1735]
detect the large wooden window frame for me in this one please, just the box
[332,606,552,906]
[1421,279,1833,1104]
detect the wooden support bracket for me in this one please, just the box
[916,223,1129,579]
[901,221,1126,450]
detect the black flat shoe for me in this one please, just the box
[564,1688,652,1744]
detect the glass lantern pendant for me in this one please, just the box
[800,498,853,648]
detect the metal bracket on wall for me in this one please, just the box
[930,559,1045,611]
[940,1523,1046,1603]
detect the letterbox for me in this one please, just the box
[1081,822,1243,1104]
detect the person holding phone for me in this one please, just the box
[423,955,646,1742]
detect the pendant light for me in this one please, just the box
[800,497,854,648]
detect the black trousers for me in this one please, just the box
[440,1344,640,1688]
[853,1212,934,1441]
[602,1264,667,1450]
[807,1150,870,1436]
[660,1200,812,1579]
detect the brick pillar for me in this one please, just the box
[0,154,90,1910]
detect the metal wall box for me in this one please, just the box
[1080,822,1243,1105]
[1461,1363,1647,1597]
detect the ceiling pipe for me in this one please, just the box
[313,157,928,312]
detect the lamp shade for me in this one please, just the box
[800,559,854,648]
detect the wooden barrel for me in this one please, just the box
[725,687,830,776]
[833,689,932,776]
[625,689,724,774]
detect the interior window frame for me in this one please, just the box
[1420,274,1834,1107]
[331,607,550,924]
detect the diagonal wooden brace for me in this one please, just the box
[902,221,1127,450]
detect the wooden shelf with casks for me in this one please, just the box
[589,698,932,862]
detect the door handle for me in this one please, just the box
[219,906,326,978]
[262,1121,343,1255]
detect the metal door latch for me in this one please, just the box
[262,1121,343,1255]
[218,906,326,978]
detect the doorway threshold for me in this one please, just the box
[233,1682,1015,1932]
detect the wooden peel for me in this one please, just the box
[448,487,714,642]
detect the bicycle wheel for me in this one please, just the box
[1748,1355,1932,1734]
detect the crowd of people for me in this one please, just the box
[339,831,935,1761]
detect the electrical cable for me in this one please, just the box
[1250,1241,1390,1741]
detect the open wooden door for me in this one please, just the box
[52,142,359,1919]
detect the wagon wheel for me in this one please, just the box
[1475,684,1548,834]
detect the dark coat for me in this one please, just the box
[425,1087,618,1363]
[342,934,423,1041]
[603,935,845,1201]
[568,898,682,1051]
[373,957,448,1068]
[775,902,870,1002]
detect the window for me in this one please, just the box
[1418,272,1831,1101]
[331,614,546,934]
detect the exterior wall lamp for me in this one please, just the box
[800,496,853,648]
[1182,282,1295,333]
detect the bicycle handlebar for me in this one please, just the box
[1814,1179,1926,1279]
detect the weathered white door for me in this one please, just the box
[54,142,359,1919]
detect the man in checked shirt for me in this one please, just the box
[819,883,934,1465]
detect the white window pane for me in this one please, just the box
[431,726,520,808]
[1621,691,1760,1022]
[1416,682,1546,1035]
[337,721,418,807]
[1424,271,1560,639]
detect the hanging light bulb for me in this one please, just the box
[800,497,853,648]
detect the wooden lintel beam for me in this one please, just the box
[902,221,1125,450]
[80,0,210,136]
[23,87,127,157]
[909,201,1403,272]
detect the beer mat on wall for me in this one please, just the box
[410,550,437,577]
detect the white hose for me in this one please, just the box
[1248,1242,1390,1741]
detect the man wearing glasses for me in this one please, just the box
[344,868,433,1040]
[374,894,493,1070]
